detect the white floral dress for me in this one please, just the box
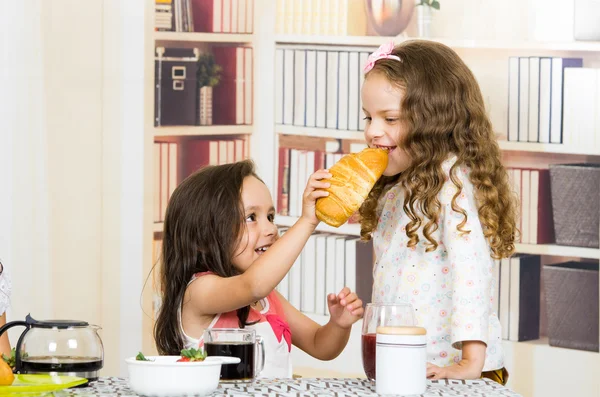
[372,156,504,371]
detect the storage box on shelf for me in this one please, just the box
[549,163,600,248]
[543,261,599,352]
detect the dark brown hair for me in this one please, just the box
[153,160,261,355]
[359,40,517,259]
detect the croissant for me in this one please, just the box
[316,148,388,227]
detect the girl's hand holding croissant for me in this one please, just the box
[300,169,332,227]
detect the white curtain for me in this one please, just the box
[0,0,53,342]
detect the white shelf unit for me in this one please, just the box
[277,125,364,141]
[499,141,600,156]
[275,215,360,236]
[275,34,600,52]
[153,125,254,137]
[154,31,254,44]
[277,125,600,156]
[515,243,600,260]
[276,215,600,258]
[276,125,600,156]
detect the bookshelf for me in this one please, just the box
[141,2,600,396]
[142,0,258,355]
[266,2,600,397]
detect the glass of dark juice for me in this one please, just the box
[203,328,265,382]
[362,303,417,381]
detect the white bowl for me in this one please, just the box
[125,355,240,397]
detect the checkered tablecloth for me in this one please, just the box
[51,376,522,396]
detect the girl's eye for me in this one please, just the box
[246,214,256,222]
[363,116,372,122]
[386,118,398,123]
[268,213,275,223]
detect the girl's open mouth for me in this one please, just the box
[255,245,270,255]
[374,145,397,154]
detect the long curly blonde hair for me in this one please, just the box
[359,40,517,259]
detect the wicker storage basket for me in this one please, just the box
[549,163,600,248]
[542,261,599,352]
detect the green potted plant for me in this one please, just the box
[416,0,440,10]
[196,53,222,125]
[415,0,440,37]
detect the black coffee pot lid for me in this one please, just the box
[26,314,88,329]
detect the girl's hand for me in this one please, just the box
[300,169,332,227]
[426,358,483,380]
[327,287,364,329]
[426,363,448,380]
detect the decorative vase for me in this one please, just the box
[365,0,415,37]
[198,85,213,126]
[417,5,432,37]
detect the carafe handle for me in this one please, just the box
[0,319,30,373]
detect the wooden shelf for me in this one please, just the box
[154,31,254,45]
[276,215,361,236]
[274,127,600,155]
[515,243,600,259]
[277,125,364,140]
[498,141,600,156]
[275,218,600,259]
[153,125,253,137]
[275,34,600,52]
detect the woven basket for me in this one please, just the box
[542,261,599,352]
[549,163,600,248]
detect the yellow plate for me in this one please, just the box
[0,374,87,393]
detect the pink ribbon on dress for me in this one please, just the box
[266,314,292,352]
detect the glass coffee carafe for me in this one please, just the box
[361,303,417,381]
[0,314,104,382]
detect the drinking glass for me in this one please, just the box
[203,328,265,382]
[361,303,417,381]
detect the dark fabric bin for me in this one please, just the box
[549,163,600,248]
[542,261,599,352]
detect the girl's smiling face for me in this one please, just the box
[232,176,278,273]
[361,72,412,176]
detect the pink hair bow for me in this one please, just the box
[363,41,401,73]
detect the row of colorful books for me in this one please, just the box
[275,48,371,132]
[155,0,254,33]
[276,227,373,316]
[275,0,367,36]
[493,254,541,342]
[153,138,249,223]
[507,167,554,245]
[507,56,582,144]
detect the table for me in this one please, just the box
[52,376,522,396]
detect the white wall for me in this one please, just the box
[0,0,147,377]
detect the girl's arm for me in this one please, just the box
[427,341,486,380]
[275,288,363,361]
[189,170,332,315]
